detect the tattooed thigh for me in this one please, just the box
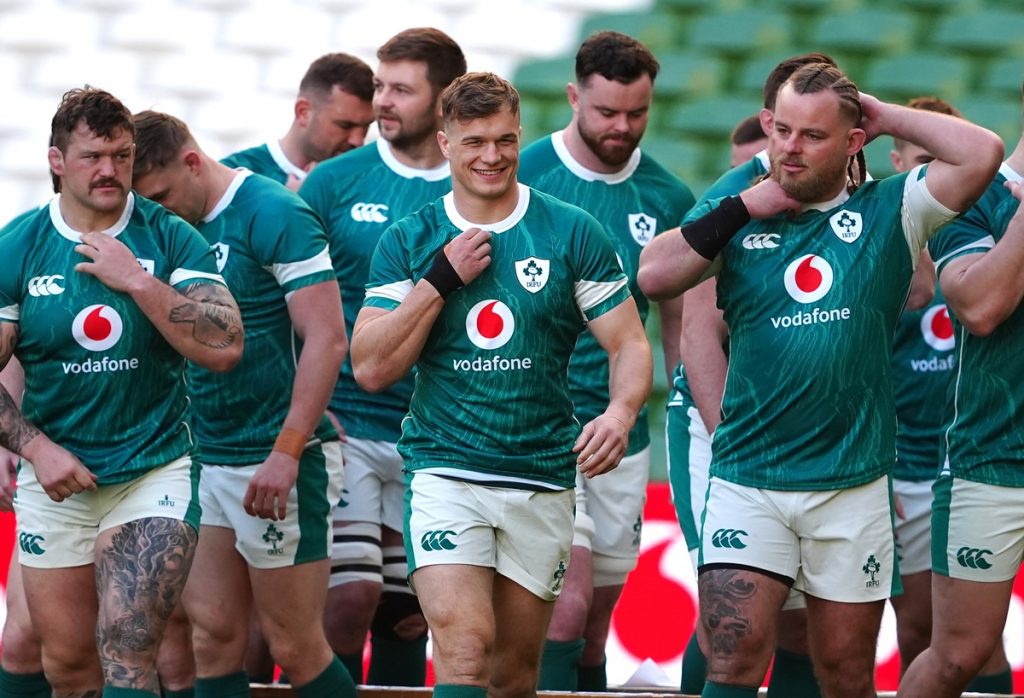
[698,567,788,657]
[95,518,198,689]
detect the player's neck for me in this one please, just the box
[203,162,241,220]
[389,136,446,170]
[451,183,519,225]
[277,130,311,172]
[57,192,126,233]
[562,119,629,175]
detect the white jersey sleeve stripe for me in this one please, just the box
[169,269,226,287]
[902,165,959,265]
[934,236,996,268]
[270,245,333,287]
[574,277,628,313]
[366,279,415,304]
[0,304,19,321]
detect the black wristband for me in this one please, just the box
[423,248,464,300]
[681,195,751,260]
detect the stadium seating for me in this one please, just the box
[864,53,971,103]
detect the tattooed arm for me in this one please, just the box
[0,323,96,502]
[74,231,243,372]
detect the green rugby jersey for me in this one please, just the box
[364,184,630,490]
[892,283,955,482]
[699,167,956,490]
[299,138,450,442]
[672,151,770,406]
[0,194,224,484]
[519,131,695,455]
[931,164,1024,486]
[221,142,301,187]
[191,170,337,465]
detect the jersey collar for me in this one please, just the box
[801,188,850,213]
[378,138,450,182]
[267,140,307,182]
[1000,161,1023,184]
[204,169,252,223]
[443,183,530,234]
[50,192,134,242]
[551,129,640,184]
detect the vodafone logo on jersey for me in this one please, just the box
[921,304,955,351]
[783,254,834,304]
[466,300,514,350]
[72,305,123,351]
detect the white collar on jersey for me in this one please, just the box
[50,192,134,242]
[1000,161,1023,184]
[443,182,530,234]
[801,187,850,213]
[204,169,252,223]
[377,138,450,182]
[267,139,307,182]
[551,129,640,184]
[755,149,770,171]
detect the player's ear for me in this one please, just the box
[294,97,312,126]
[48,146,65,177]
[759,108,773,136]
[567,83,580,113]
[437,129,450,159]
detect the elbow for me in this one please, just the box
[637,263,678,302]
[965,133,1005,202]
[204,340,244,373]
[957,305,1007,338]
[352,362,389,394]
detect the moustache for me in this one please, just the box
[90,179,123,192]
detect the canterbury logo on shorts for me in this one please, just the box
[421,530,458,551]
[711,528,749,549]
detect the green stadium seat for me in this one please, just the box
[963,96,1021,149]
[687,9,790,58]
[640,136,704,183]
[578,10,686,50]
[513,56,574,100]
[864,0,960,10]
[664,96,762,139]
[861,138,897,181]
[810,9,916,57]
[983,57,1024,98]
[653,51,726,102]
[932,11,1024,55]
[864,53,970,102]
[656,0,722,15]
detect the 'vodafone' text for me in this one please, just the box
[771,307,852,329]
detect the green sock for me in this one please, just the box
[163,689,195,698]
[702,681,759,698]
[966,667,1013,694]
[537,638,585,690]
[0,669,51,698]
[367,634,427,686]
[294,656,356,698]
[767,648,820,698]
[433,684,487,698]
[577,658,607,692]
[103,688,160,698]
[336,652,363,685]
[194,671,250,698]
[681,631,707,694]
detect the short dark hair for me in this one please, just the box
[131,110,195,179]
[299,52,374,103]
[731,114,766,146]
[50,87,133,154]
[377,28,467,94]
[575,31,659,85]
[441,72,520,127]
[764,52,838,109]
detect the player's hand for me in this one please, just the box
[325,411,348,443]
[20,435,97,503]
[444,227,492,285]
[1005,179,1024,203]
[74,232,150,293]
[857,92,887,144]
[0,445,18,511]
[243,451,299,521]
[740,177,801,219]
[573,412,630,478]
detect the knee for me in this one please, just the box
[187,602,246,656]
[929,642,993,683]
[811,651,877,695]
[1,619,42,672]
[372,591,427,642]
[41,639,102,692]
[433,628,492,679]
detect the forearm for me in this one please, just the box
[281,329,347,438]
[604,335,654,430]
[0,385,40,455]
[684,348,727,434]
[0,355,23,408]
[657,296,683,384]
[127,277,243,372]
[351,282,445,392]
[637,227,714,301]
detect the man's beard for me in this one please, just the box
[578,122,640,168]
[770,151,851,202]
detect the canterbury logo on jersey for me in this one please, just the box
[741,233,780,250]
[421,530,458,551]
[350,203,389,223]
[956,546,993,570]
[27,275,65,296]
[18,532,45,555]
[711,528,748,549]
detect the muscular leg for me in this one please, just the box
[698,568,789,690]
[324,519,383,682]
[898,575,1013,698]
[156,599,195,692]
[0,552,52,697]
[490,573,556,698]
[577,583,623,690]
[767,607,820,698]
[804,595,884,698]
[21,564,102,695]
[890,570,931,672]
[94,517,197,694]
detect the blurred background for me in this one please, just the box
[2,0,1023,477]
